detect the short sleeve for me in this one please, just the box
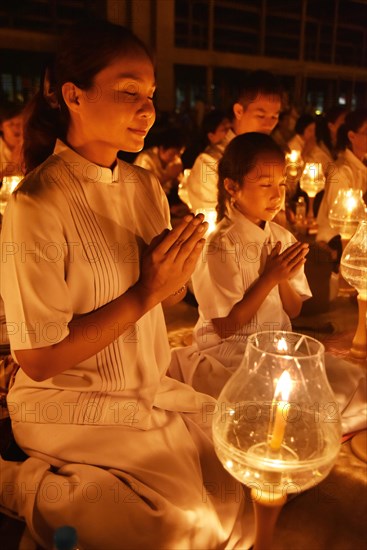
[1,191,72,350]
[192,235,244,319]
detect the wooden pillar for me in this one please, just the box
[106,0,129,26]
[155,0,175,112]
[331,0,339,64]
[299,0,307,61]
[206,0,214,107]
[259,0,266,56]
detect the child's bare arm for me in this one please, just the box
[212,241,309,338]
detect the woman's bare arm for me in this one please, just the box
[15,215,207,381]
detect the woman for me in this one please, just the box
[316,109,367,256]
[0,20,253,549]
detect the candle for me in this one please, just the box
[285,150,301,178]
[289,150,299,163]
[269,370,292,452]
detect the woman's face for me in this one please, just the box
[65,50,156,166]
[348,120,367,159]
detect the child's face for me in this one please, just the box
[159,146,184,165]
[1,115,23,148]
[234,94,281,136]
[231,155,286,226]
[208,118,231,145]
[65,51,156,164]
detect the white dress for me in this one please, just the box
[170,207,311,398]
[0,141,253,549]
[316,148,367,243]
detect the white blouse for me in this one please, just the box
[192,206,312,357]
[317,148,367,243]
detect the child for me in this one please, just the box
[170,133,311,397]
[0,101,24,181]
[186,70,282,211]
[0,20,254,549]
[134,127,190,218]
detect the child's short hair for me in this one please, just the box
[156,127,186,150]
[237,71,283,110]
[0,101,23,125]
[202,110,228,136]
[294,114,315,136]
[217,133,285,221]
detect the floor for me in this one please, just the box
[164,290,363,365]
[0,289,364,550]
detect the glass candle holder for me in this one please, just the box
[285,150,303,196]
[329,188,367,242]
[340,220,367,359]
[299,163,325,226]
[213,331,342,499]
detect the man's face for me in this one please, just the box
[233,94,281,135]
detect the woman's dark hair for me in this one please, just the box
[336,109,367,153]
[217,132,285,221]
[294,114,315,136]
[315,106,347,156]
[23,19,153,173]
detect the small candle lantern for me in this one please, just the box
[340,219,367,359]
[213,331,341,550]
[329,189,367,296]
[0,175,22,216]
[299,163,325,227]
[285,150,303,196]
[329,188,366,243]
[196,208,217,234]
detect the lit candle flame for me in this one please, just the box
[274,370,292,402]
[269,371,292,451]
[345,193,357,213]
[276,337,288,354]
[289,150,299,163]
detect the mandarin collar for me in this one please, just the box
[227,205,270,242]
[53,139,119,184]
